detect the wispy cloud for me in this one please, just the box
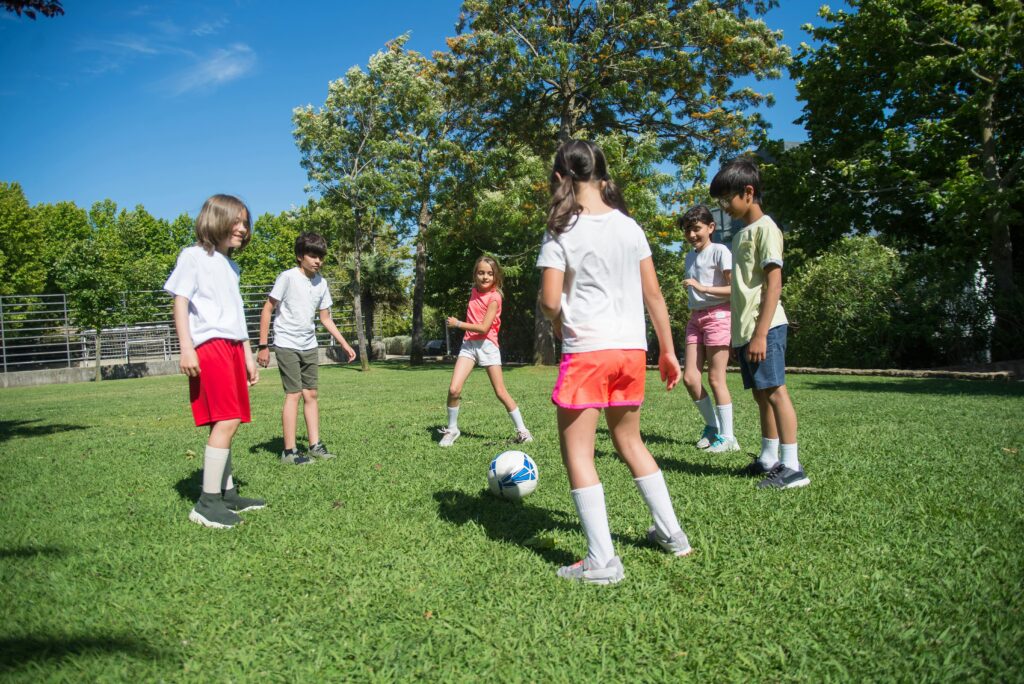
[166,43,256,95]
[192,18,229,37]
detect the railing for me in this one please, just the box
[0,286,361,374]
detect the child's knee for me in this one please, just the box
[682,369,703,391]
[447,386,462,403]
[302,388,318,402]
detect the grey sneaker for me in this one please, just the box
[695,425,718,449]
[438,427,460,447]
[307,441,336,460]
[189,493,241,529]
[513,428,533,444]
[706,434,741,453]
[281,448,313,465]
[757,465,810,490]
[222,487,266,513]
[647,526,693,557]
[556,556,625,585]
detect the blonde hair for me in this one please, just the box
[195,194,252,254]
[473,255,504,296]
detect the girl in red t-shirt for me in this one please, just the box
[437,256,532,447]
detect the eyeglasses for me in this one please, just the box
[715,194,737,210]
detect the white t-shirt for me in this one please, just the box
[268,267,334,351]
[536,209,651,353]
[684,242,732,310]
[164,245,248,347]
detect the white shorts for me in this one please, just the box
[458,339,502,367]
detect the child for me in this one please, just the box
[709,158,810,489]
[165,194,265,529]
[438,255,532,447]
[679,205,739,453]
[256,232,356,464]
[537,140,688,585]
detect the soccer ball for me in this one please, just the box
[487,450,538,501]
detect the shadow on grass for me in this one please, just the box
[434,490,577,566]
[802,378,1024,397]
[0,419,88,444]
[0,635,161,672]
[0,546,67,560]
[658,455,749,478]
[249,437,285,458]
[173,468,251,501]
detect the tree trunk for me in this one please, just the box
[410,200,430,366]
[351,213,370,371]
[94,330,102,382]
[362,291,375,359]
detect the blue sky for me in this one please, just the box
[1,1,841,222]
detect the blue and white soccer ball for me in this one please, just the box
[487,450,538,501]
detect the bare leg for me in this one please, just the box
[604,406,658,478]
[753,388,779,440]
[763,385,797,444]
[302,388,319,445]
[282,392,301,450]
[557,407,601,489]
[705,346,732,406]
[484,365,518,412]
[682,342,707,401]
[447,356,476,407]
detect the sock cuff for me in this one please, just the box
[633,469,664,485]
[205,445,229,458]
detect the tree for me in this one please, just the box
[33,200,89,294]
[2,1,63,19]
[780,0,1024,361]
[447,0,791,362]
[0,182,46,296]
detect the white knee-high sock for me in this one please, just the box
[202,446,230,495]
[221,452,234,491]
[633,470,682,540]
[758,437,780,467]
[694,396,718,429]
[781,443,801,471]
[447,406,459,430]
[571,483,615,567]
[508,407,526,430]
[716,404,734,439]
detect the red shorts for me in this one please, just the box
[551,349,646,409]
[685,303,731,347]
[189,338,251,427]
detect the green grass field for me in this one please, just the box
[1,363,1022,681]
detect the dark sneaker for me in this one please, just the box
[556,556,625,585]
[740,457,780,477]
[281,448,313,465]
[222,487,266,513]
[647,526,693,557]
[307,441,336,460]
[189,493,241,529]
[757,466,811,490]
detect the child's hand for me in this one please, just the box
[746,334,767,363]
[659,352,681,391]
[257,347,270,367]
[683,278,704,293]
[179,348,200,377]
[246,356,259,386]
[343,344,356,362]
[446,316,460,329]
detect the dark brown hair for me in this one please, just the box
[546,140,628,235]
[710,157,763,204]
[195,194,251,254]
[295,232,328,263]
[678,205,715,232]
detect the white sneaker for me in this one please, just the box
[556,556,624,585]
[513,428,533,444]
[706,434,740,453]
[695,425,718,449]
[438,427,460,447]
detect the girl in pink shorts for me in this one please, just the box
[679,205,739,453]
[537,140,690,585]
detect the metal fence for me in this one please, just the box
[0,286,361,374]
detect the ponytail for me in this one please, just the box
[546,140,629,235]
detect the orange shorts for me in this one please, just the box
[551,349,646,409]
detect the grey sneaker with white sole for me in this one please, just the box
[556,556,625,585]
[189,493,241,529]
[647,526,693,557]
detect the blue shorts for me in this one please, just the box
[736,324,787,390]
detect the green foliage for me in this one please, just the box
[785,236,902,367]
[0,181,47,295]
[1,368,1022,680]
[32,200,89,293]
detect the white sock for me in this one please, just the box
[694,395,718,429]
[202,445,230,495]
[222,453,234,491]
[571,483,615,567]
[716,404,734,439]
[633,470,682,540]
[780,443,801,471]
[447,406,459,430]
[508,407,526,431]
[758,437,780,467]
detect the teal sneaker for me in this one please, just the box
[189,493,241,529]
[695,425,718,449]
[307,441,336,460]
[222,487,266,513]
[706,434,741,453]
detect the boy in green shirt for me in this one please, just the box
[710,158,810,489]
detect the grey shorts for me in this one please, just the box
[275,346,319,393]
[736,324,787,390]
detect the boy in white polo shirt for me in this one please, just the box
[256,233,356,465]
